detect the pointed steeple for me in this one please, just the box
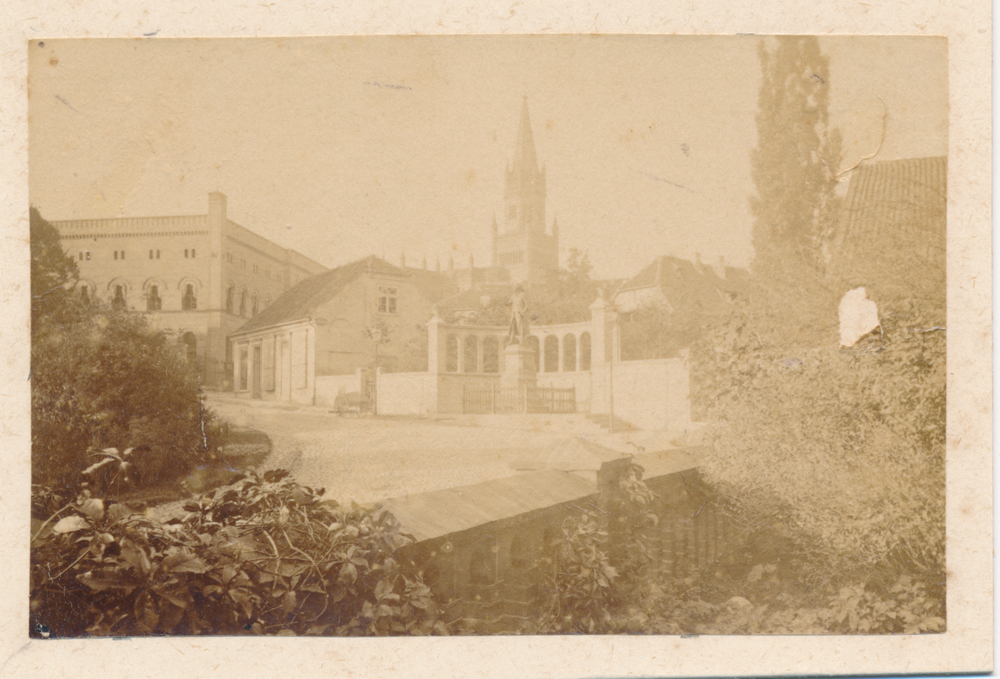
[512,96,539,175]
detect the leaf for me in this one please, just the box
[52,516,88,534]
[374,577,393,601]
[281,590,297,616]
[229,589,254,618]
[162,549,208,574]
[120,539,153,574]
[338,562,358,585]
[79,499,105,521]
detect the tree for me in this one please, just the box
[30,207,217,491]
[750,37,842,297]
[31,207,80,332]
[691,40,945,590]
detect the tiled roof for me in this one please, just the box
[833,156,946,257]
[617,255,748,315]
[234,255,443,334]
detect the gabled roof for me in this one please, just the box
[616,255,749,314]
[234,255,451,335]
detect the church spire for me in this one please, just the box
[511,96,539,175]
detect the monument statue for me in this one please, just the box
[507,285,529,345]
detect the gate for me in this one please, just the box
[462,385,575,414]
[526,386,576,414]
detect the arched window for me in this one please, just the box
[469,549,491,585]
[579,332,592,371]
[544,335,559,373]
[445,335,459,373]
[463,336,478,373]
[563,334,577,372]
[526,335,540,373]
[226,286,234,314]
[182,284,197,310]
[180,332,197,365]
[483,336,500,373]
[239,291,247,318]
[147,285,162,311]
[112,285,126,310]
[252,295,259,317]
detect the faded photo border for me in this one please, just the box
[0,1,991,678]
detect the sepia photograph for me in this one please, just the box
[24,34,953,642]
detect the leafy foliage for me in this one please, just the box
[689,36,945,590]
[30,468,447,637]
[693,298,945,579]
[533,459,659,633]
[30,207,218,491]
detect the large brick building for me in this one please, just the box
[53,192,327,388]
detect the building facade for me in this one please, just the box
[53,192,326,388]
[228,256,456,405]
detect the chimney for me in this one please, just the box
[436,257,441,272]
[422,255,427,270]
[208,191,227,228]
[400,251,406,268]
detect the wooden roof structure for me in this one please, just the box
[381,446,703,544]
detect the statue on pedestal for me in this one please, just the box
[507,285,529,345]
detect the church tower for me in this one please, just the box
[493,98,559,285]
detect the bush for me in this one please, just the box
[533,459,659,634]
[693,292,945,582]
[30,468,447,637]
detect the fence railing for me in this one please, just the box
[462,385,575,414]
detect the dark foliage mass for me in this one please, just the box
[690,36,945,598]
[30,208,220,491]
[30,468,447,637]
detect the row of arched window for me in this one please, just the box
[444,332,592,374]
[78,280,199,312]
[225,286,271,319]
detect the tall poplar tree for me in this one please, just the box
[750,36,842,285]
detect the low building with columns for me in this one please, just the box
[52,191,327,388]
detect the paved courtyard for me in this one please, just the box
[205,393,631,506]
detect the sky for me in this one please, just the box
[28,36,947,280]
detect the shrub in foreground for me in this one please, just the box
[30,468,447,637]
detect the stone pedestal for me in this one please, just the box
[501,343,537,393]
